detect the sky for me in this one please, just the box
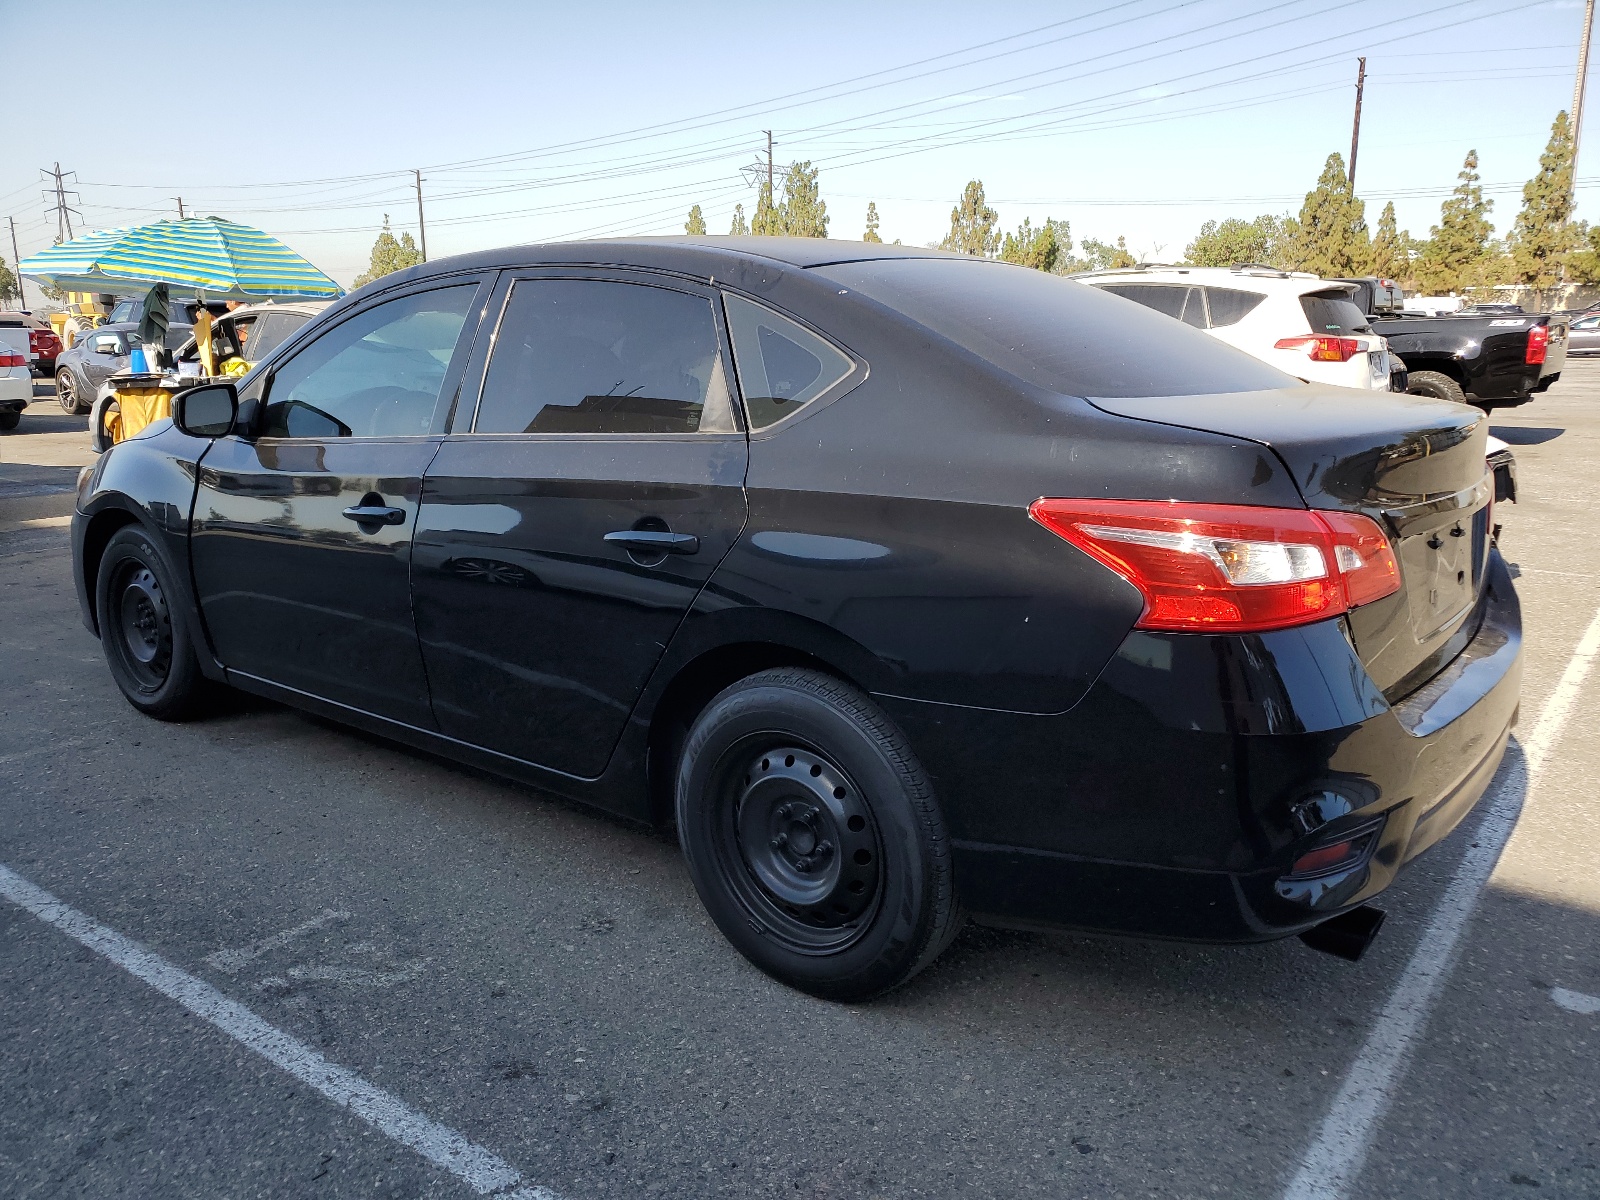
[0,0,1591,289]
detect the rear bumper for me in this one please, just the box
[881,549,1522,942]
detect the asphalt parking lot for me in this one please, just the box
[2,369,1597,1200]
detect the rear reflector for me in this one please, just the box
[1029,499,1401,633]
[1526,325,1549,365]
[1275,335,1361,362]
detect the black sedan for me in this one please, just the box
[71,239,1521,1000]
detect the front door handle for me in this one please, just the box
[603,530,699,555]
[342,504,407,526]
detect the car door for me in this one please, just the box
[80,330,131,389]
[411,270,748,777]
[190,277,492,725]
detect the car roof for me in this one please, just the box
[1074,266,1354,295]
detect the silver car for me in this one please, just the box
[1567,312,1600,356]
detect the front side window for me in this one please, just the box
[1098,284,1187,320]
[474,279,727,435]
[722,293,853,429]
[108,301,138,323]
[262,285,476,439]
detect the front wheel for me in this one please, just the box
[95,526,212,720]
[676,668,961,1001]
[57,369,89,415]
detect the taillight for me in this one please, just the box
[1029,499,1401,633]
[0,352,25,368]
[1275,335,1361,362]
[29,330,59,354]
[1526,325,1549,365]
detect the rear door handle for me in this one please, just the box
[603,530,699,555]
[342,505,407,526]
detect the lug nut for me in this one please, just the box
[771,833,788,849]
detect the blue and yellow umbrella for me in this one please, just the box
[19,217,342,301]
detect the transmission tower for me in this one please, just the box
[41,163,81,244]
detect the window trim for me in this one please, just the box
[451,267,744,439]
[249,274,493,443]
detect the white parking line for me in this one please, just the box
[0,864,559,1200]
[1282,604,1600,1200]
[1551,987,1600,1015]
[203,908,351,974]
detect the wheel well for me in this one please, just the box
[1403,359,1465,385]
[79,509,140,635]
[644,642,854,827]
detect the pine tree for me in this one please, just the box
[863,201,882,243]
[778,161,828,237]
[751,181,781,236]
[1416,150,1494,294]
[940,180,1000,256]
[999,217,1063,271]
[729,204,749,236]
[1367,202,1411,280]
[1509,111,1578,300]
[684,205,707,235]
[1185,215,1286,267]
[352,215,423,288]
[1290,153,1368,276]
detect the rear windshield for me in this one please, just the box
[1300,290,1370,334]
[814,258,1292,397]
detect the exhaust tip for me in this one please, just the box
[1299,905,1386,962]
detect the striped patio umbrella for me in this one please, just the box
[18,217,342,301]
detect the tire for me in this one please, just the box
[675,668,961,1001]
[1405,369,1467,406]
[0,410,18,431]
[57,369,88,415]
[94,526,211,720]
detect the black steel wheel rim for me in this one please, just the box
[711,738,883,954]
[112,562,172,691]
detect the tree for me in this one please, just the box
[1367,202,1411,280]
[352,215,423,289]
[729,203,749,236]
[0,255,18,306]
[1508,111,1578,301]
[1071,235,1136,271]
[863,201,882,243]
[1185,215,1287,267]
[999,217,1068,271]
[1289,153,1368,276]
[940,180,1000,256]
[779,161,829,237]
[1415,150,1494,294]
[684,205,707,235]
[751,181,781,236]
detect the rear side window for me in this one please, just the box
[723,293,853,428]
[1099,284,1186,320]
[244,311,309,362]
[474,279,727,435]
[1205,287,1266,328]
[816,259,1291,397]
[1300,291,1370,334]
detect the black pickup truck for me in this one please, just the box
[1337,277,1568,409]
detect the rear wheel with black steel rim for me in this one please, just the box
[95,526,210,720]
[56,369,88,415]
[676,668,961,1000]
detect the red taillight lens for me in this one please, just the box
[1526,325,1549,365]
[29,330,59,354]
[0,352,25,368]
[1028,499,1401,633]
[1275,335,1361,362]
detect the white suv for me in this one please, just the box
[1073,265,1395,391]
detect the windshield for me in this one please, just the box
[813,258,1292,397]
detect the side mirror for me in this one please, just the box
[92,338,121,356]
[173,382,238,439]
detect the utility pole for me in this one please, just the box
[413,169,427,262]
[1574,0,1595,194]
[42,163,79,243]
[1348,57,1367,191]
[176,197,185,219]
[7,216,25,310]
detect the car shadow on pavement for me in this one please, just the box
[1489,426,1565,445]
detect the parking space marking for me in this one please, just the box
[1551,987,1600,1015]
[203,908,351,974]
[1282,603,1600,1200]
[0,864,559,1200]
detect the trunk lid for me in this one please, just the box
[1086,386,1491,699]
